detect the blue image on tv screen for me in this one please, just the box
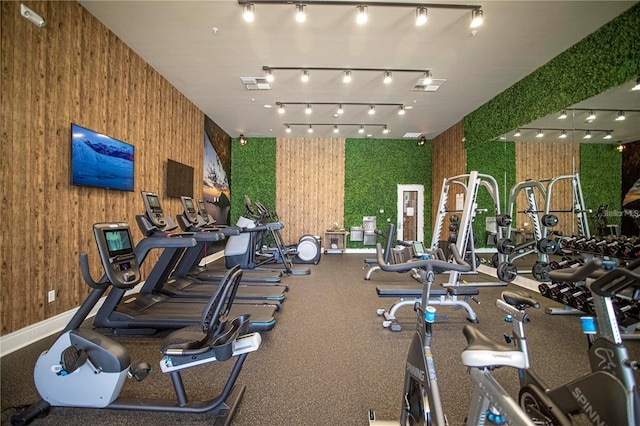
[71,123,134,192]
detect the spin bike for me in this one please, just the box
[496,258,640,425]
[369,243,535,425]
[12,222,261,426]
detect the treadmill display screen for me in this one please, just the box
[104,229,134,257]
[184,198,196,213]
[147,194,161,210]
[197,200,207,215]
[412,241,425,255]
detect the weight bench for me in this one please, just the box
[376,285,480,331]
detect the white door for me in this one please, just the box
[397,184,424,242]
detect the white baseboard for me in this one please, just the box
[0,282,144,358]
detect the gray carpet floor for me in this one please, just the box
[2,253,639,425]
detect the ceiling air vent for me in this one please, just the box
[403,132,423,138]
[412,78,446,92]
[240,77,271,90]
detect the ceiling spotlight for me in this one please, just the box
[633,77,640,91]
[397,105,406,115]
[536,129,544,138]
[616,111,626,121]
[383,71,392,84]
[583,130,592,139]
[586,110,596,121]
[336,104,344,115]
[305,104,312,114]
[301,69,309,82]
[368,105,376,115]
[513,129,521,137]
[307,125,313,133]
[415,6,428,26]
[558,110,567,120]
[285,125,292,133]
[242,4,255,22]
[617,144,625,152]
[343,70,352,83]
[356,5,368,25]
[603,131,612,140]
[239,134,247,145]
[295,4,307,23]
[265,69,274,82]
[417,136,426,146]
[470,9,483,28]
[333,125,339,134]
[382,125,390,134]
[559,130,567,139]
[423,71,432,85]
[278,104,285,114]
[358,125,365,134]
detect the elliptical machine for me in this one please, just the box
[12,222,261,425]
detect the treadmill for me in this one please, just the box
[92,193,278,335]
[137,192,287,302]
[175,196,283,285]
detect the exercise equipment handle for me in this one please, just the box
[375,243,471,274]
[79,253,108,290]
[590,261,640,297]
[548,258,603,283]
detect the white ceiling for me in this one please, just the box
[78,0,637,140]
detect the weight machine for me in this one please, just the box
[431,171,513,286]
[501,173,590,283]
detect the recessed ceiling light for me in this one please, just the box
[263,104,272,108]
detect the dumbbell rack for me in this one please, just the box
[538,260,640,339]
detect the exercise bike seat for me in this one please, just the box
[161,315,251,362]
[501,291,539,310]
[461,325,527,369]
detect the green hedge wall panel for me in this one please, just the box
[344,139,432,248]
[464,4,639,148]
[580,144,622,233]
[466,142,516,247]
[230,138,277,224]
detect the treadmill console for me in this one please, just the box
[180,196,199,225]
[141,191,167,228]
[92,223,141,289]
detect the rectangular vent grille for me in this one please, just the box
[412,78,446,92]
[240,77,271,90]
[403,132,423,138]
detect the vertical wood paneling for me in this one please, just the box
[1,1,204,335]
[276,138,345,244]
[431,121,466,226]
[515,141,581,235]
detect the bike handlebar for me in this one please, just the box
[548,258,603,283]
[375,243,471,274]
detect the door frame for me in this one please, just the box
[397,184,424,242]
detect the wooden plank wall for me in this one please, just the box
[0,1,204,335]
[275,138,346,244]
[514,141,581,236]
[431,121,466,229]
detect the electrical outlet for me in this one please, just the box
[48,290,56,303]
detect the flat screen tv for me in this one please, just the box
[71,123,134,192]
[166,159,194,198]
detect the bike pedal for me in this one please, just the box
[129,362,152,381]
